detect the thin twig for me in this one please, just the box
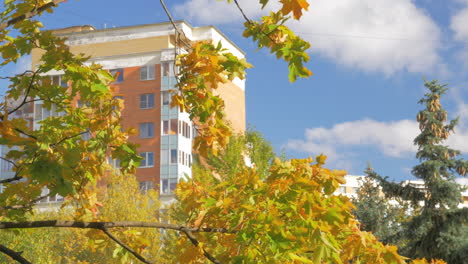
[51,131,89,147]
[158,0,192,49]
[233,0,253,24]
[101,228,152,264]
[0,156,17,169]
[182,229,222,264]
[0,244,32,264]
[232,0,278,44]
[7,71,38,116]
[0,195,49,211]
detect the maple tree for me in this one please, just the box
[0,171,162,263]
[0,0,450,263]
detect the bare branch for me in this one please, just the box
[0,244,32,264]
[0,175,21,184]
[13,128,37,140]
[0,156,17,168]
[7,71,39,116]
[0,0,66,31]
[51,131,89,147]
[101,228,152,264]
[182,229,221,264]
[158,0,192,49]
[233,0,253,24]
[0,220,235,234]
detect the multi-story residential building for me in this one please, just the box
[336,175,468,208]
[0,21,246,204]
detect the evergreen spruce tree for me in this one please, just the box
[352,176,409,245]
[368,80,468,263]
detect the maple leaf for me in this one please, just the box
[280,0,309,19]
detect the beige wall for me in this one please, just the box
[31,35,171,69]
[215,82,246,134]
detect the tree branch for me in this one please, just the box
[0,244,32,264]
[0,220,235,234]
[0,195,49,211]
[101,228,152,264]
[182,229,221,264]
[0,175,21,184]
[7,71,38,116]
[158,0,192,50]
[0,0,66,31]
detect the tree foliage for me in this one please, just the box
[368,80,468,263]
[0,171,161,264]
[352,176,410,245]
[0,0,451,263]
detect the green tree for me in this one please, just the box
[368,80,468,263]
[352,175,410,245]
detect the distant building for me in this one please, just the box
[336,175,468,208]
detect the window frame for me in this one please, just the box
[139,152,154,168]
[139,93,155,109]
[140,65,155,81]
[139,122,155,138]
[110,68,124,83]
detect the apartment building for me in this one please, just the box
[0,21,246,203]
[336,175,468,208]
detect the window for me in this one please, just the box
[162,62,170,77]
[161,178,178,194]
[162,119,178,136]
[162,91,170,106]
[170,119,178,135]
[139,152,154,168]
[34,103,62,121]
[162,120,169,135]
[139,181,154,193]
[110,68,124,82]
[170,149,177,164]
[139,123,154,138]
[51,75,67,87]
[139,94,154,109]
[107,156,120,168]
[140,65,155,80]
[161,62,177,77]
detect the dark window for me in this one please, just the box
[110,69,124,82]
[139,123,154,138]
[140,65,155,80]
[162,91,170,106]
[139,94,154,109]
[139,152,154,168]
[170,149,177,164]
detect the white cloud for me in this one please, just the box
[175,0,442,74]
[450,1,468,67]
[286,119,419,158]
[451,7,468,42]
[286,118,468,160]
[173,0,275,25]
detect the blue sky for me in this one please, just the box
[2,0,468,181]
